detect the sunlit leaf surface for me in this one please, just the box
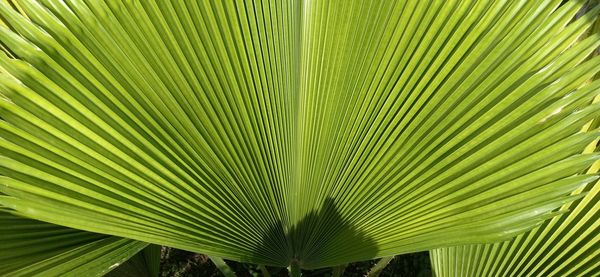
[0,0,599,269]
[430,156,600,276]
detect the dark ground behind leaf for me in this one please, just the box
[160,247,431,277]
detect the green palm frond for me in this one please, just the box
[0,0,599,270]
[105,245,161,277]
[0,202,149,276]
[430,6,600,274]
[430,154,600,276]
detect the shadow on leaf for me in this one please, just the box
[251,197,378,269]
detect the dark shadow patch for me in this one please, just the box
[251,197,378,270]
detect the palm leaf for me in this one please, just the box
[0,0,599,269]
[430,154,600,276]
[430,5,600,274]
[105,244,161,277]
[0,202,149,276]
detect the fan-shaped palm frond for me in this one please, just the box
[0,0,599,270]
[430,140,600,276]
[0,202,150,276]
[430,11,600,273]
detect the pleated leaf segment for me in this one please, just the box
[430,4,600,275]
[430,145,600,276]
[0,203,151,276]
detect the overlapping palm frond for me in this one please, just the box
[105,245,161,277]
[0,201,150,276]
[430,131,600,276]
[431,6,600,275]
